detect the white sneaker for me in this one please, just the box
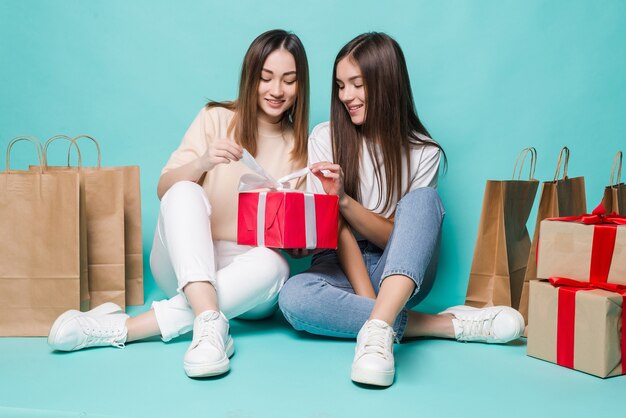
[440,305,524,343]
[48,302,129,351]
[351,319,396,387]
[183,310,234,378]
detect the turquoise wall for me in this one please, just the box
[1,0,625,312]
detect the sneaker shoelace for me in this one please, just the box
[195,313,224,350]
[359,322,395,359]
[456,311,498,341]
[81,318,125,348]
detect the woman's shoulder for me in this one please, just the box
[310,121,331,139]
[202,104,236,123]
[307,121,333,163]
[410,133,440,156]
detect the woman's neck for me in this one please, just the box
[257,115,284,137]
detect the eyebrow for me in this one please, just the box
[335,75,363,82]
[262,68,297,76]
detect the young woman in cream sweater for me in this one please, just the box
[49,29,310,379]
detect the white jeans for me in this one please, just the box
[149,181,289,342]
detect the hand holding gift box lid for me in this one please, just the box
[237,150,338,249]
[537,203,626,286]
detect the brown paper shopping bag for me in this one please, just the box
[0,137,81,336]
[518,147,586,323]
[44,135,127,309]
[602,151,625,215]
[71,135,144,306]
[34,136,91,310]
[115,164,143,306]
[465,148,539,308]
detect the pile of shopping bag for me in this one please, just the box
[0,135,143,336]
[465,147,625,377]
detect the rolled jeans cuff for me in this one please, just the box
[175,275,217,296]
[380,268,423,299]
[152,298,194,342]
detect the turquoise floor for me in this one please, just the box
[1,287,624,418]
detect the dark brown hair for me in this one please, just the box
[208,29,309,167]
[331,32,446,215]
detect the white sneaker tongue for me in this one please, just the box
[368,319,389,328]
[199,310,220,321]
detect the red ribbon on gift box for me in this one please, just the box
[546,203,626,284]
[548,276,626,373]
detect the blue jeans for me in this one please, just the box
[279,187,445,340]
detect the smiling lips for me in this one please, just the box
[347,104,363,115]
[265,98,285,109]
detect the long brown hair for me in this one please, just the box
[331,32,446,215]
[207,29,309,167]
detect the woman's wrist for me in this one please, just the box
[338,193,350,210]
[193,157,212,175]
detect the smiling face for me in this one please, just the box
[335,57,366,126]
[257,48,298,124]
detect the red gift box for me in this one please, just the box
[237,190,338,249]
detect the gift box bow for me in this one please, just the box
[544,203,626,284]
[547,203,626,226]
[238,149,321,249]
[548,276,626,373]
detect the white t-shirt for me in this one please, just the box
[307,122,440,219]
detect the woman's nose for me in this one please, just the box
[270,80,283,97]
[340,86,353,102]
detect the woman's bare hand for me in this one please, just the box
[196,139,243,172]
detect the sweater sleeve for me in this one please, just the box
[161,107,216,175]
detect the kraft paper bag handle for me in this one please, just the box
[553,146,570,181]
[512,147,537,180]
[68,135,102,168]
[44,135,83,168]
[6,136,44,173]
[610,151,622,187]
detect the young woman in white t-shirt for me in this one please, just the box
[48,29,309,378]
[279,32,524,387]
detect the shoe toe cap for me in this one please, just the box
[48,321,85,351]
[353,353,394,373]
[492,308,525,342]
[184,346,227,366]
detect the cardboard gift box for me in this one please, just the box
[237,190,338,249]
[536,208,626,286]
[527,279,625,378]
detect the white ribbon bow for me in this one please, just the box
[239,149,316,249]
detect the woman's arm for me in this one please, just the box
[310,161,393,249]
[338,195,393,250]
[337,220,376,299]
[157,138,243,200]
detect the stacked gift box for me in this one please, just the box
[527,204,626,378]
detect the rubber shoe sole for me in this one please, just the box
[184,337,235,378]
[48,302,123,351]
[351,366,394,387]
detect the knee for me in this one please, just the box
[278,274,311,320]
[161,181,211,215]
[398,187,444,216]
[249,247,290,284]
